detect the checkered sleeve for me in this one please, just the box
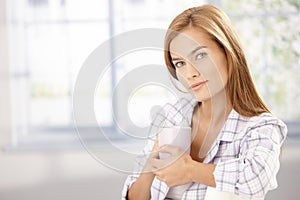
[213,122,287,198]
[121,137,156,200]
[121,97,196,199]
[121,102,169,199]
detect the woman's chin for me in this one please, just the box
[193,94,210,102]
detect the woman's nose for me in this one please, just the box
[184,63,200,79]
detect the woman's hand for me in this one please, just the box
[142,139,160,173]
[127,140,159,200]
[150,145,194,187]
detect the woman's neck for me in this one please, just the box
[199,89,232,124]
[196,89,232,158]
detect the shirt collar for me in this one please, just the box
[204,109,241,163]
[217,109,241,142]
[188,96,241,142]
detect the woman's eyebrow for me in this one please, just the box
[171,46,207,62]
[188,46,207,57]
[171,57,182,62]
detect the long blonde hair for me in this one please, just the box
[164,4,270,117]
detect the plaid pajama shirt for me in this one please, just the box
[122,97,287,200]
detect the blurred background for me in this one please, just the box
[0,0,299,199]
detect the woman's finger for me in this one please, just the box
[159,145,183,156]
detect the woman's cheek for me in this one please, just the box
[176,71,189,88]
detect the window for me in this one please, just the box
[8,0,110,148]
[221,0,300,139]
[6,0,300,149]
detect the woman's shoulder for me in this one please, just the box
[166,95,197,114]
[239,112,286,130]
[236,111,287,143]
[148,96,196,135]
[156,96,196,122]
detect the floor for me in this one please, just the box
[0,140,299,200]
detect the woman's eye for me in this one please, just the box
[196,52,207,60]
[175,61,185,68]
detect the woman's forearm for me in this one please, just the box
[128,139,159,199]
[188,160,217,187]
[127,172,155,200]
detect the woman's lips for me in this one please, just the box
[190,80,208,91]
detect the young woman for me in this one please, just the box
[122,4,287,200]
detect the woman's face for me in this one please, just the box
[169,28,228,102]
